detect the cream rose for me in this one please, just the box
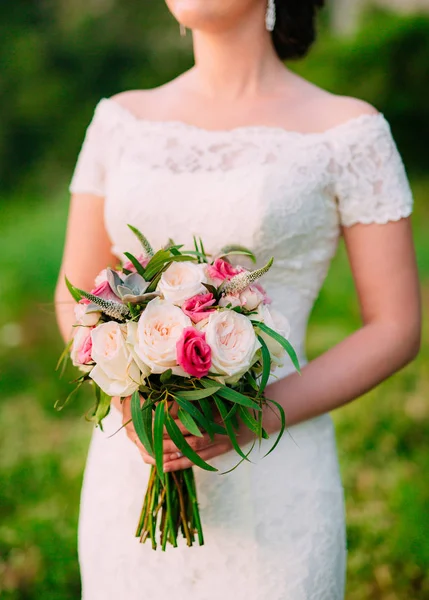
[135,297,192,375]
[252,305,291,368]
[157,262,208,306]
[203,310,261,383]
[90,322,144,396]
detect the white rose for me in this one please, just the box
[135,297,192,375]
[252,305,291,368]
[157,262,208,306]
[74,303,101,326]
[90,322,144,396]
[203,310,261,383]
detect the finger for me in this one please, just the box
[162,432,214,457]
[163,442,230,472]
[162,418,194,438]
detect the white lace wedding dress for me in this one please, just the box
[69,97,413,600]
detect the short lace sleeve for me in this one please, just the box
[332,114,414,227]
[68,100,107,197]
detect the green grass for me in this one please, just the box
[0,185,428,599]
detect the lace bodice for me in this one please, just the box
[69,97,413,371]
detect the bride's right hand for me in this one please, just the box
[115,395,214,467]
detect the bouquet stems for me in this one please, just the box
[136,465,204,550]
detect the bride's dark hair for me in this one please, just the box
[271,0,325,60]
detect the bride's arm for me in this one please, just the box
[263,217,421,433]
[54,193,118,344]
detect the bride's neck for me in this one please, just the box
[189,26,285,100]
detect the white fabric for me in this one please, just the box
[70,97,413,600]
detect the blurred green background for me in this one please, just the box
[0,2,428,598]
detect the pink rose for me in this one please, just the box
[71,326,93,369]
[182,293,217,323]
[206,259,244,285]
[123,254,150,272]
[176,327,212,379]
[81,280,120,305]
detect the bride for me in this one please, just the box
[54,0,421,598]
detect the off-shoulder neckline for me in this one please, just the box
[97,96,388,139]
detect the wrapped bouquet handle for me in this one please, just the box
[57,227,300,549]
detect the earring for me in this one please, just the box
[265,0,276,32]
[179,23,187,37]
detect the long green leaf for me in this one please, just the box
[174,396,211,432]
[252,321,301,374]
[165,414,218,472]
[131,391,154,457]
[238,405,269,439]
[175,387,221,401]
[257,335,271,396]
[93,387,111,426]
[177,408,203,437]
[64,276,82,302]
[214,385,261,411]
[213,396,253,463]
[154,402,166,484]
[262,398,286,459]
[123,252,146,277]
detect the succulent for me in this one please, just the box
[127,224,154,259]
[107,269,160,304]
[220,257,274,295]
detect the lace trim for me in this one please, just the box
[96,96,388,141]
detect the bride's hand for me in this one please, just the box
[117,396,255,472]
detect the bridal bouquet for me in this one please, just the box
[58,226,300,550]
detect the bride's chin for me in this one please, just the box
[166,0,242,31]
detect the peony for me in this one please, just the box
[182,293,217,323]
[135,297,192,375]
[74,303,101,327]
[90,322,144,396]
[71,326,93,371]
[206,258,244,286]
[251,305,291,368]
[203,310,260,383]
[176,327,212,379]
[157,262,208,306]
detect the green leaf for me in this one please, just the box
[213,396,253,463]
[215,385,261,411]
[165,413,218,472]
[218,245,257,264]
[174,396,211,431]
[64,276,83,302]
[154,402,166,484]
[160,369,173,384]
[55,338,73,375]
[219,439,256,475]
[143,249,174,279]
[246,371,259,393]
[177,408,203,437]
[123,252,146,277]
[262,398,286,459]
[252,321,301,374]
[238,405,269,439]
[257,335,271,396]
[175,387,221,401]
[93,386,111,426]
[131,391,154,457]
